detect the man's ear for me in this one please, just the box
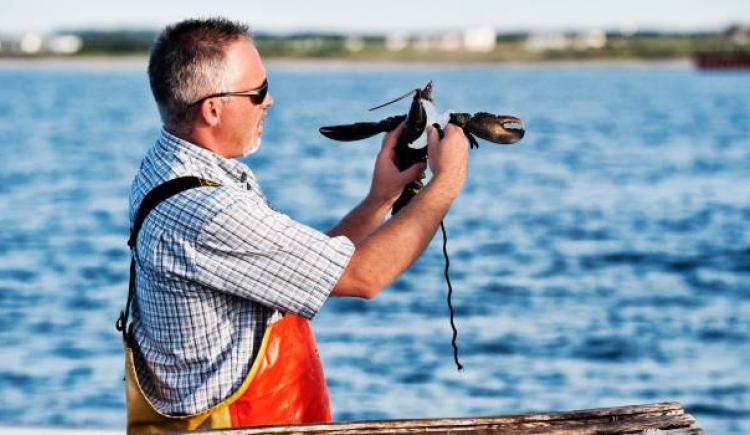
[198,98,222,127]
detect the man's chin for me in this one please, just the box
[241,138,261,157]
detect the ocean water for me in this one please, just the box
[0,59,748,433]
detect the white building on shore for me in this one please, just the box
[385,26,497,52]
[525,29,607,51]
[463,26,496,52]
[0,33,82,55]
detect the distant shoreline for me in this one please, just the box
[0,55,692,70]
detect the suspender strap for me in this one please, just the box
[116,176,220,344]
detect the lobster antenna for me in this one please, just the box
[368,88,417,111]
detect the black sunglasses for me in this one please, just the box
[189,79,269,108]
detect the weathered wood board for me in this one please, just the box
[194,401,704,434]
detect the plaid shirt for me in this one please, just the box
[128,129,354,415]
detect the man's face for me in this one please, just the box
[219,38,273,158]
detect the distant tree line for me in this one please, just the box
[75,30,157,54]
[3,26,748,60]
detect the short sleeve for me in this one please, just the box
[194,193,355,319]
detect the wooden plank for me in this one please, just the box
[210,402,684,433]
[643,429,705,435]
[259,415,695,435]
[488,414,696,434]
[196,402,701,435]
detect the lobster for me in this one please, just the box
[319,81,525,214]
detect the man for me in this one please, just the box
[122,17,468,432]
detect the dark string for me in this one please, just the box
[440,220,463,371]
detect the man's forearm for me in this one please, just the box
[326,196,393,244]
[332,176,460,298]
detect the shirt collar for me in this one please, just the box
[157,128,253,186]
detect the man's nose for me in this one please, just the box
[263,92,273,108]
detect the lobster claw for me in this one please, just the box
[450,112,525,145]
[319,115,405,142]
[467,113,525,145]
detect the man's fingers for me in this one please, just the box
[443,123,469,148]
[382,121,405,150]
[443,123,463,137]
[403,162,427,181]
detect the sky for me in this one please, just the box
[2,0,749,34]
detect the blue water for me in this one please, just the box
[0,60,748,433]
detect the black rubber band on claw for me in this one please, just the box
[432,123,445,140]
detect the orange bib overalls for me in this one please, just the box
[117,177,331,434]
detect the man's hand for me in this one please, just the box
[367,122,427,207]
[333,123,470,300]
[426,123,469,193]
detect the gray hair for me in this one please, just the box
[147,18,252,126]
